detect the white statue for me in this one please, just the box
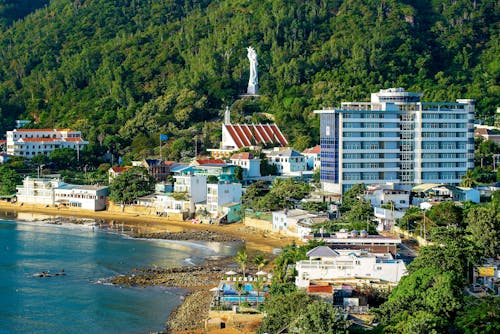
[247,46,258,95]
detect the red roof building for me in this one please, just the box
[222,123,288,150]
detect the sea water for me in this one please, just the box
[0,218,238,333]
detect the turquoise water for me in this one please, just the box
[0,218,238,334]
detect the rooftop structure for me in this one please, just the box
[314,88,475,194]
[295,246,407,288]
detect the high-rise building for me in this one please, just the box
[314,88,475,194]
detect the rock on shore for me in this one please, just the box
[132,230,242,242]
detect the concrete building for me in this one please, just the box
[265,147,307,175]
[364,183,410,209]
[206,183,242,215]
[6,128,88,158]
[315,88,475,194]
[230,152,261,179]
[295,246,407,288]
[54,184,108,211]
[16,176,108,211]
[173,173,207,204]
[302,145,321,170]
[304,229,402,256]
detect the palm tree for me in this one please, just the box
[234,280,244,307]
[253,253,269,271]
[235,249,248,279]
[251,277,265,309]
[460,170,477,188]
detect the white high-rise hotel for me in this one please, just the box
[315,88,475,194]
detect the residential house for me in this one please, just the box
[206,183,242,222]
[108,166,132,184]
[302,145,321,171]
[16,176,109,211]
[412,183,480,206]
[272,209,328,238]
[295,246,407,289]
[265,147,307,175]
[230,152,261,179]
[364,183,410,209]
[475,125,500,145]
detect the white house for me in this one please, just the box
[374,207,405,231]
[272,209,326,237]
[16,176,109,211]
[364,183,410,209]
[302,145,321,171]
[16,177,64,205]
[230,152,261,179]
[295,246,407,288]
[206,183,242,215]
[54,184,108,211]
[174,174,207,204]
[6,128,88,158]
[265,147,307,175]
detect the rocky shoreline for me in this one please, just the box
[132,230,243,243]
[110,256,239,333]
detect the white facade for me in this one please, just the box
[364,184,410,209]
[16,177,108,211]
[6,128,88,158]
[374,207,405,231]
[295,246,407,288]
[206,183,242,214]
[315,88,475,194]
[272,209,316,236]
[230,153,261,179]
[174,174,207,203]
[16,177,64,205]
[302,145,321,171]
[265,148,307,175]
[54,185,108,211]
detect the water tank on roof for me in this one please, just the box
[351,229,359,237]
[360,230,368,238]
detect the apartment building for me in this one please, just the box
[314,88,475,194]
[6,128,88,158]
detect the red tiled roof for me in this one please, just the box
[224,123,288,149]
[20,138,58,142]
[196,159,226,165]
[307,285,333,293]
[64,137,83,142]
[110,166,131,173]
[475,128,488,135]
[0,140,6,144]
[231,152,254,160]
[303,145,320,154]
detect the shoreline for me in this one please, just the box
[0,201,292,333]
[0,201,295,252]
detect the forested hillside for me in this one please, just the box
[0,0,498,160]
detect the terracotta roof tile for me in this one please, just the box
[230,152,254,160]
[303,145,320,154]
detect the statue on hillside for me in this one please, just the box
[246,46,258,95]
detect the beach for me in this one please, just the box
[0,201,295,333]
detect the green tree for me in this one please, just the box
[295,300,348,334]
[461,169,478,188]
[427,201,463,227]
[234,249,248,279]
[234,280,244,306]
[465,205,500,257]
[257,291,312,334]
[109,167,155,204]
[455,297,500,334]
[49,148,78,170]
[253,253,269,271]
[0,166,22,195]
[376,268,464,333]
[340,183,366,213]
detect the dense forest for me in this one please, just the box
[0,0,498,161]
